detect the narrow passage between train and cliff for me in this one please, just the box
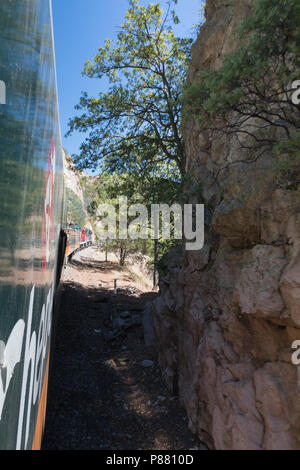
[42,246,203,450]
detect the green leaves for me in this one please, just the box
[183,0,300,166]
[68,0,192,177]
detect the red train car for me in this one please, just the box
[65,224,93,261]
[80,227,87,247]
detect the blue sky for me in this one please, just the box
[51,0,203,158]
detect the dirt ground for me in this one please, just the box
[42,246,204,450]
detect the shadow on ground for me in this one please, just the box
[69,256,125,273]
[42,259,202,450]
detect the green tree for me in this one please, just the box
[67,0,192,177]
[184,0,300,175]
[87,166,180,275]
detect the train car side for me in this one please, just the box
[0,0,65,450]
[64,225,93,261]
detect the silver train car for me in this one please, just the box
[0,0,66,449]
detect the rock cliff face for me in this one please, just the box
[63,149,85,207]
[63,150,93,233]
[152,0,300,450]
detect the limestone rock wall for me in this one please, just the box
[63,150,85,206]
[152,0,300,450]
[63,150,93,233]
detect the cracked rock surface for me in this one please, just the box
[152,0,300,450]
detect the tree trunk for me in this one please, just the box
[119,243,127,266]
[153,238,159,288]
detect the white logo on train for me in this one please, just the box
[16,285,54,449]
[0,284,54,449]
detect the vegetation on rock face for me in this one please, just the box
[66,187,86,226]
[184,0,300,181]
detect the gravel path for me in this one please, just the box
[42,247,203,450]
